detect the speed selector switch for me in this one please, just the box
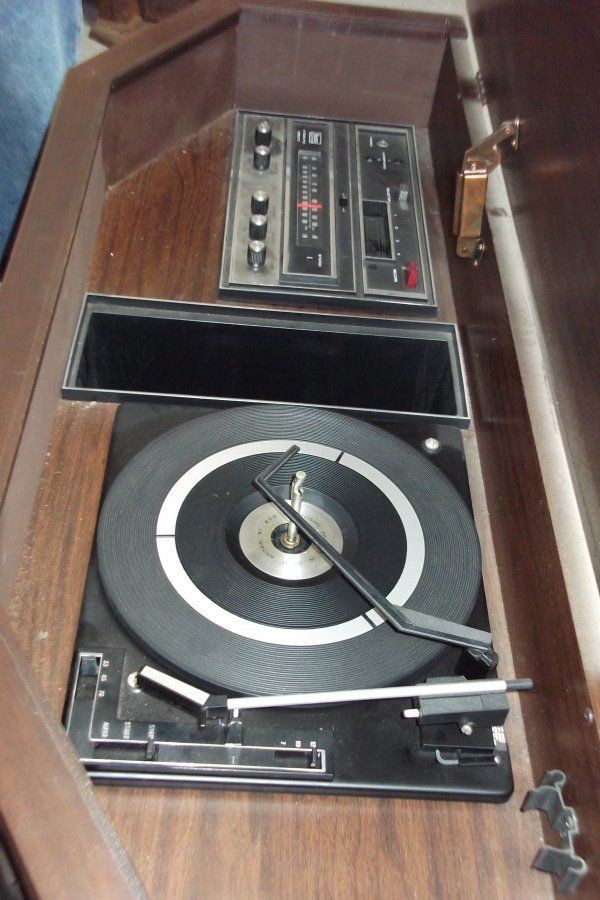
[251,190,269,215]
[255,119,272,147]
[249,214,268,241]
[247,239,266,269]
[253,145,271,171]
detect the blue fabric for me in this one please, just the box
[0,0,82,260]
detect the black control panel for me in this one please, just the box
[220,112,436,313]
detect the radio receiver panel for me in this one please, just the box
[220,111,436,313]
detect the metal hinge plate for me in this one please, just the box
[453,118,519,261]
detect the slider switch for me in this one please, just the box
[405,260,419,289]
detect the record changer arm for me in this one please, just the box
[254,445,494,655]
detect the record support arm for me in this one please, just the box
[138,665,532,713]
[254,445,494,656]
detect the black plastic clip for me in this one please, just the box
[198,694,230,742]
[521,770,588,893]
[457,645,499,679]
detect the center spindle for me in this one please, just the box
[281,470,306,549]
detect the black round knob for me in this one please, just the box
[255,119,272,147]
[253,145,271,171]
[251,190,269,216]
[247,239,266,269]
[249,214,268,241]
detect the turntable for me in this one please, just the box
[65,400,530,801]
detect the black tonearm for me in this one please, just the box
[254,445,494,658]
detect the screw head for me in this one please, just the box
[584,707,594,725]
[460,722,474,736]
[423,437,441,453]
[473,240,486,267]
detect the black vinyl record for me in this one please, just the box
[97,404,481,694]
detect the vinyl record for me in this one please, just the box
[97,404,481,694]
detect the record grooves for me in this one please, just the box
[97,404,481,694]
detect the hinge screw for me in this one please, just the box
[584,707,594,725]
[473,240,486,267]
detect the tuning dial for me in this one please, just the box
[251,190,269,216]
[249,214,268,241]
[253,144,271,171]
[247,239,266,269]
[255,119,272,147]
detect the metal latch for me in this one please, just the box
[453,119,519,262]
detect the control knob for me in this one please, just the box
[249,214,268,241]
[251,190,269,215]
[255,119,272,147]
[253,144,271,171]
[247,239,266,269]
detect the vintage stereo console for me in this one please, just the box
[220,111,436,313]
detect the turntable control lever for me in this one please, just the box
[137,665,532,714]
[138,665,210,707]
[281,470,306,549]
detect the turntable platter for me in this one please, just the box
[97,405,481,694]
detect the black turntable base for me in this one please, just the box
[65,403,514,801]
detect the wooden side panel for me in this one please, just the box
[89,113,233,299]
[0,66,109,525]
[235,5,449,126]
[103,24,237,185]
[429,44,600,894]
[0,144,107,604]
[10,402,117,708]
[468,0,600,585]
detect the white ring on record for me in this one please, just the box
[156,440,425,646]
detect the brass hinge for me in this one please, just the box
[453,118,519,262]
